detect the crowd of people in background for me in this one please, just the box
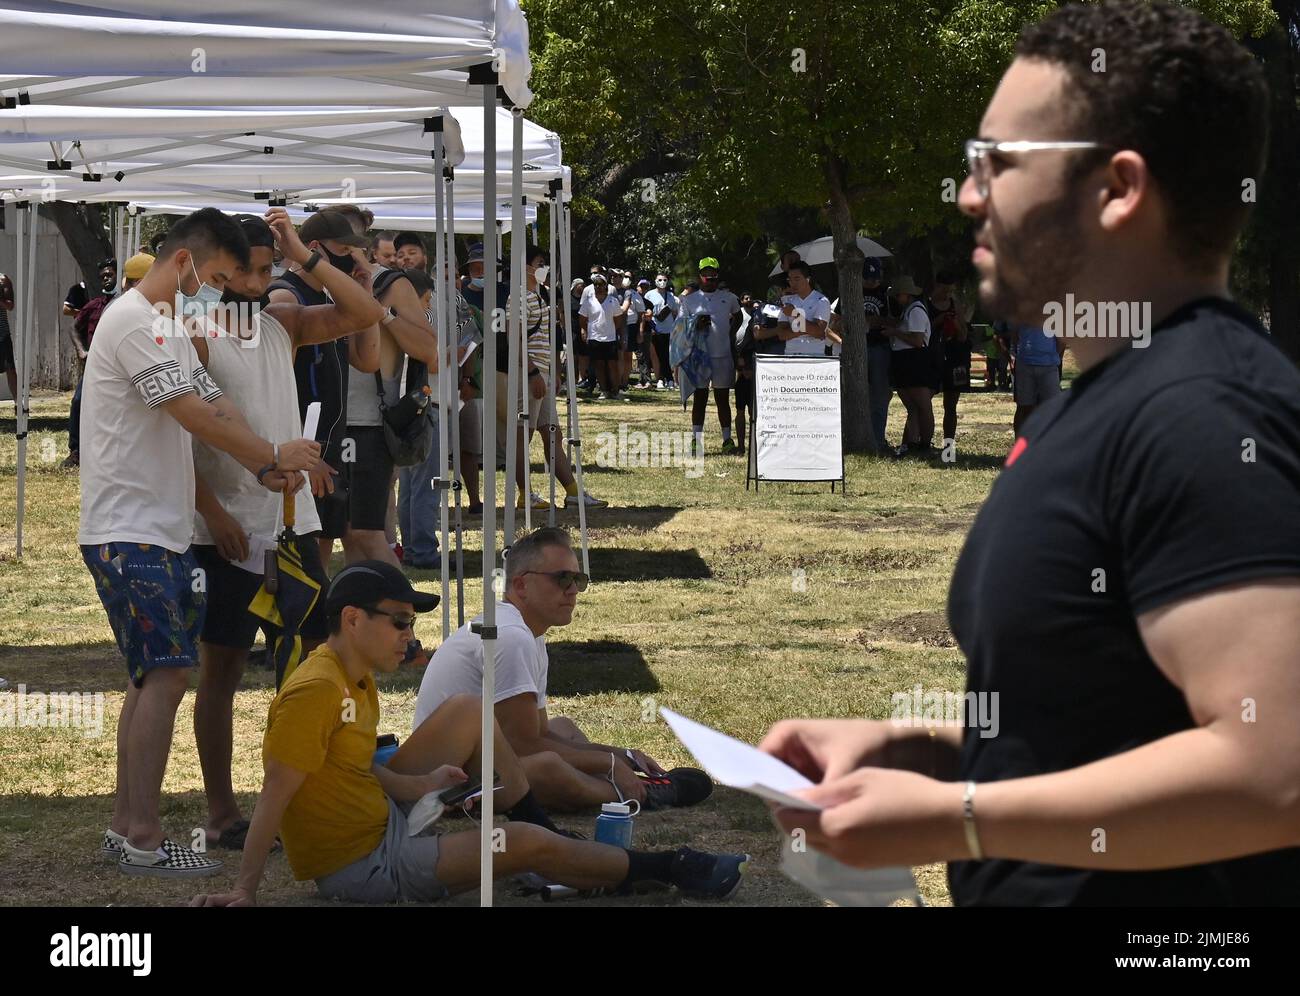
[554,246,1062,459]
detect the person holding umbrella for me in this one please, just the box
[189,209,384,852]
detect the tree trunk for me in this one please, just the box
[1261,13,1300,361]
[823,154,874,455]
[39,202,114,286]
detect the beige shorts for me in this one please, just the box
[458,397,482,455]
[495,371,558,431]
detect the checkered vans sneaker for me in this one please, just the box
[119,837,223,878]
[101,829,126,861]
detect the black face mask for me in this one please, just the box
[221,285,270,310]
[321,246,355,274]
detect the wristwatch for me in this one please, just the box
[380,306,398,326]
[302,250,322,273]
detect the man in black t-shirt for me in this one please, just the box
[830,257,893,451]
[761,1,1300,907]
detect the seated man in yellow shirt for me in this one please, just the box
[193,560,748,905]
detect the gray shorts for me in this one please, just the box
[315,799,448,904]
[707,352,736,390]
[1014,363,1060,406]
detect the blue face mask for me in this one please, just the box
[470,276,485,290]
[178,258,222,320]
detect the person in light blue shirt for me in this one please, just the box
[1008,322,1064,436]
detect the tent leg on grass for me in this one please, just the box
[433,124,452,639]
[511,107,529,540]
[557,197,590,577]
[444,165,466,629]
[475,73,499,908]
[546,186,560,526]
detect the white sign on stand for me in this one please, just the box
[748,355,844,491]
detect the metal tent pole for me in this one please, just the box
[475,74,499,908]
[432,121,452,639]
[557,197,590,576]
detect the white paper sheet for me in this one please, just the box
[659,707,820,810]
[232,534,277,576]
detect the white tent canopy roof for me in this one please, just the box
[0,0,532,106]
[0,108,570,204]
[132,199,537,235]
[0,165,569,204]
[0,72,483,109]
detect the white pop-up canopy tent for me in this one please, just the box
[0,0,572,906]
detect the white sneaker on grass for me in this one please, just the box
[101,829,126,861]
[564,491,608,509]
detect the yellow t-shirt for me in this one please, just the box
[262,645,389,880]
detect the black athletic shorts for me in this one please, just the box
[587,339,618,362]
[313,438,350,539]
[0,334,13,374]
[193,538,328,650]
[344,425,395,532]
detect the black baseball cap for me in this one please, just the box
[298,211,369,248]
[393,231,425,252]
[324,561,440,614]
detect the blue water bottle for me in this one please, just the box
[374,733,400,767]
[594,801,638,847]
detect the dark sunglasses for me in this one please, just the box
[363,607,417,630]
[520,570,589,592]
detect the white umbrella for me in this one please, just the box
[768,235,892,277]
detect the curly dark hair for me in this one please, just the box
[1016,0,1268,268]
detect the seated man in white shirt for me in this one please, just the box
[413,527,713,812]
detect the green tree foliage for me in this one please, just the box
[526,0,1286,450]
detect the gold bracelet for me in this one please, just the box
[928,727,938,778]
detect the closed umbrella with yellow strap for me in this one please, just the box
[250,487,323,689]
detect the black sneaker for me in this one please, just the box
[641,767,714,811]
[668,847,749,900]
[720,439,737,454]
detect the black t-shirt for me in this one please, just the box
[274,272,350,457]
[830,290,890,348]
[947,298,1300,906]
[65,281,89,313]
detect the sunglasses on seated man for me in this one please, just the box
[519,570,590,592]
[362,607,418,631]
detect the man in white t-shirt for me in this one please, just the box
[577,274,624,400]
[778,262,833,355]
[80,208,321,880]
[413,528,714,812]
[679,256,742,453]
[189,209,384,852]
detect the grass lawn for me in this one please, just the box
[0,377,1031,907]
